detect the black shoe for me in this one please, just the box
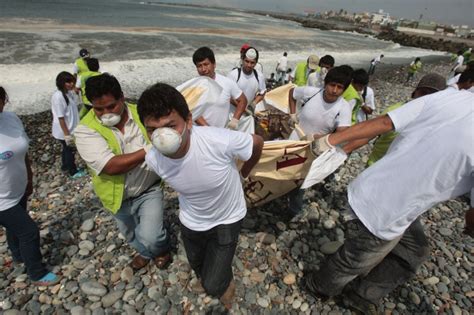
[300,270,329,301]
[342,290,380,315]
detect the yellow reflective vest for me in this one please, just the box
[342,84,362,125]
[75,57,89,76]
[79,103,151,213]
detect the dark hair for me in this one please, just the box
[337,64,354,77]
[55,71,75,105]
[380,54,384,58]
[411,87,438,98]
[352,69,369,86]
[415,57,421,62]
[324,66,353,89]
[283,52,287,56]
[457,50,463,55]
[85,73,123,103]
[319,55,335,67]
[87,58,100,72]
[0,86,8,104]
[458,68,474,84]
[192,47,215,65]
[137,83,190,123]
[242,46,259,62]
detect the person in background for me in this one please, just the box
[284,68,292,84]
[74,74,171,271]
[350,69,374,123]
[0,87,61,286]
[307,55,335,89]
[266,73,277,90]
[449,50,464,78]
[192,46,247,130]
[235,43,263,74]
[76,58,101,118]
[275,52,288,84]
[447,60,473,87]
[291,55,319,86]
[342,68,365,125]
[405,57,422,84]
[448,68,474,92]
[304,86,473,315]
[368,54,383,75]
[73,48,90,79]
[51,72,86,179]
[138,83,263,310]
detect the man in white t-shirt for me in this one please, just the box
[368,54,383,75]
[351,69,376,123]
[307,55,335,89]
[286,66,352,216]
[275,52,288,84]
[137,83,263,309]
[450,50,465,77]
[304,88,474,314]
[192,46,247,130]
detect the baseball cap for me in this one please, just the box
[240,43,250,54]
[416,73,446,91]
[79,48,89,58]
[307,55,319,70]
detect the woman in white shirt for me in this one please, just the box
[0,87,60,286]
[51,72,85,178]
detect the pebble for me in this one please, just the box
[283,273,296,285]
[81,219,95,232]
[438,228,453,236]
[101,290,124,307]
[78,240,94,251]
[120,267,134,282]
[423,276,440,286]
[320,241,342,255]
[323,219,336,229]
[409,292,421,305]
[257,297,269,308]
[80,281,108,297]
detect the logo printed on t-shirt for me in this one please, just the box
[0,151,14,160]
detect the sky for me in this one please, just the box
[156,0,474,27]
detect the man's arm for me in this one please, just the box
[58,117,70,136]
[102,149,147,175]
[231,93,247,120]
[240,134,263,178]
[328,115,394,146]
[288,88,296,114]
[25,154,33,197]
[195,116,209,126]
[253,94,265,106]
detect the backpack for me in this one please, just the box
[235,67,260,84]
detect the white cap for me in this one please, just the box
[245,48,258,60]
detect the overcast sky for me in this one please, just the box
[159,0,473,27]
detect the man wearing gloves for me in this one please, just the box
[137,83,263,309]
[304,87,473,314]
[192,46,247,130]
[74,73,171,271]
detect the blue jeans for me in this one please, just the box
[114,184,169,259]
[0,196,48,281]
[180,220,242,297]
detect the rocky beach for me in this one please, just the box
[0,60,472,315]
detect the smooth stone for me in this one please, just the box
[81,219,95,232]
[451,304,462,315]
[292,299,302,309]
[423,276,440,286]
[120,267,134,282]
[409,292,421,305]
[320,241,342,255]
[257,297,269,308]
[250,272,265,283]
[147,286,161,301]
[80,281,108,297]
[70,306,87,315]
[323,219,336,229]
[283,273,296,285]
[168,273,178,285]
[101,290,124,308]
[78,240,94,251]
[256,232,276,245]
[300,302,309,312]
[438,228,453,236]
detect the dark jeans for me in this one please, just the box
[59,140,77,176]
[306,218,430,304]
[0,196,48,281]
[180,219,242,297]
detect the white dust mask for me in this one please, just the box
[99,104,124,127]
[151,127,186,156]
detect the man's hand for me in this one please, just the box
[362,105,373,115]
[310,134,334,156]
[227,118,239,130]
[64,135,75,147]
[464,207,474,237]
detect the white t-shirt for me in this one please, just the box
[199,74,243,128]
[289,86,352,140]
[348,88,474,241]
[51,90,80,140]
[356,86,376,122]
[371,55,382,66]
[277,56,288,72]
[227,68,266,105]
[0,112,29,211]
[454,55,464,71]
[145,126,253,231]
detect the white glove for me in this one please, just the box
[64,135,74,147]
[227,118,239,130]
[143,144,153,154]
[310,134,334,156]
[289,113,298,128]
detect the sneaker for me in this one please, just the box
[32,272,62,286]
[71,169,87,179]
[342,290,380,315]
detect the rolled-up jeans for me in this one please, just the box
[114,184,169,259]
[180,219,242,297]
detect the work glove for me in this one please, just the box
[289,113,298,128]
[227,118,239,130]
[64,135,75,147]
[310,134,334,156]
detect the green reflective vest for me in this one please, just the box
[80,71,101,106]
[80,103,151,213]
[408,61,422,74]
[342,84,362,125]
[366,102,404,166]
[294,62,320,86]
[75,57,89,75]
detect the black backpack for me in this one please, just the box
[234,67,260,84]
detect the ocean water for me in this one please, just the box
[0,0,446,114]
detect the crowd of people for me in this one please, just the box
[0,44,473,314]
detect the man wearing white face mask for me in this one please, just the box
[74,73,171,271]
[137,83,263,309]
